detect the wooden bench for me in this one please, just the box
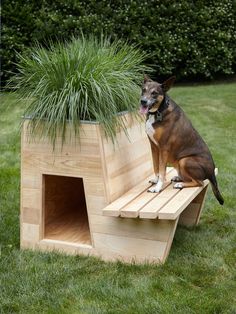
[102,167,213,263]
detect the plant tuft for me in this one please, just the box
[10,35,151,146]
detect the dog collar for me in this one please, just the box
[148,96,169,122]
[148,110,163,121]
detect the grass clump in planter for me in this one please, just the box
[10,35,151,146]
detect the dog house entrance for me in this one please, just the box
[43,175,91,245]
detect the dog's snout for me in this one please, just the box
[141,99,148,106]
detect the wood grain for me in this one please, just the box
[158,179,210,220]
[21,115,213,264]
[120,168,176,218]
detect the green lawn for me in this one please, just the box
[1,84,236,314]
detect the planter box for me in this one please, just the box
[20,113,154,262]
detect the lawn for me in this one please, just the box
[1,83,236,314]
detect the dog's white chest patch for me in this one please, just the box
[146,115,158,146]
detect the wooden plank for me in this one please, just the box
[120,168,176,218]
[162,216,179,262]
[96,125,110,203]
[102,119,147,157]
[108,152,151,179]
[22,207,41,225]
[108,161,152,202]
[23,152,103,178]
[139,184,180,219]
[158,179,210,220]
[84,195,107,215]
[102,175,153,216]
[21,170,42,189]
[23,120,99,143]
[102,120,153,202]
[103,167,175,217]
[93,232,167,262]
[90,214,177,242]
[21,188,41,210]
[178,185,209,226]
[39,239,93,256]
[21,223,40,242]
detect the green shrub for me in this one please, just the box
[10,36,150,145]
[2,0,236,84]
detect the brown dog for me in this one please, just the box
[140,75,224,205]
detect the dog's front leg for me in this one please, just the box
[149,139,159,184]
[148,150,167,193]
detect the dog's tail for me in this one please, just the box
[209,172,224,205]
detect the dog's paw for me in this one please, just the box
[149,176,159,185]
[171,176,182,183]
[148,185,162,193]
[173,182,183,189]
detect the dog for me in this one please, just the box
[140,75,224,205]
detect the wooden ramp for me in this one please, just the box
[102,167,212,262]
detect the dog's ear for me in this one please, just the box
[162,76,176,92]
[143,74,152,84]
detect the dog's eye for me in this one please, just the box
[152,91,158,96]
[142,88,147,93]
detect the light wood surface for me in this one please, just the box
[21,115,214,264]
[103,167,212,221]
[120,168,176,218]
[178,185,209,226]
[158,179,209,220]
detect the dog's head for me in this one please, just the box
[140,75,176,114]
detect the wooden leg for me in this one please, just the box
[178,185,209,226]
[162,216,179,263]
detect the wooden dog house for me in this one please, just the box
[21,113,210,263]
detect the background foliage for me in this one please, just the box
[2,0,236,85]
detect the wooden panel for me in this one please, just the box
[39,239,93,256]
[108,161,153,201]
[21,188,41,210]
[101,117,147,156]
[84,195,107,216]
[158,179,210,220]
[23,152,103,178]
[21,223,40,242]
[93,232,167,262]
[102,175,153,216]
[21,170,41,189]
[22,120,99,144]
[22,207,41,224]
[120,168,176,218]
[179,185,209,226]
[23,140,101,158]
[100,118,153,202]
[162,217,179,262]
[90,214,177,242]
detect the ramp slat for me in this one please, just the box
[139,184,180,219]
[103,167,174,217]
[158,179,210,220]
[120,169,176,218]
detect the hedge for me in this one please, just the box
[1,0,236,85]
